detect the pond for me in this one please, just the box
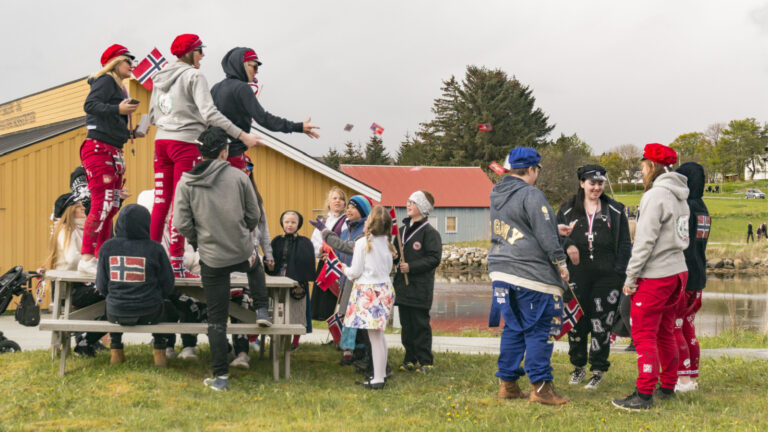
[424,274,768,336]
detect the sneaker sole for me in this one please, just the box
[203,380,228,391]
[611,400,649,411]
[257,320,272,327]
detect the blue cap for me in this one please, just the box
[503,147,542,170]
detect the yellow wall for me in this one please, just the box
[0,79,90,135]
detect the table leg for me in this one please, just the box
[259,334,266,360]
[272,334,280,381]
[50,279,62,361]
[59,331,70,377]
[284,335,291,379]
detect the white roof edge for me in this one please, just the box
[339,164,484,169]
[251,124,381,201]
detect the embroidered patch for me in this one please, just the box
[413,241,422,251]
[102,174,113,184]
[642,364,653,373]
[676,215,690,241]
[541,206,550,221]
[696,215,711,239]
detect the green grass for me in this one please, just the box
[2,344,766,431]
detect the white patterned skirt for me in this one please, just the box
[342,281,395,330]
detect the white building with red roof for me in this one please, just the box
[339,165,494,242]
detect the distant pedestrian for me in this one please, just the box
[747,222,754,243]
[757,225,763,242]
[762,222,768,240]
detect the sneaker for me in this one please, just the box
[612,391,653,411]
[73,344,96,358]
[165,347,176,359]
[625,342,636,352]
[230,352,250,369]
[416,364,434,374]
[203,376,229,392]
[653,386,676,400]
[256,308,272,327]
[675,380,698,393]
[178,346,198,361]
[584,371,603,390]
[569,367,587,385]
[250,340,261,352]
[77,258,98,275]
[339,350,354,366]
[399,362,416,372]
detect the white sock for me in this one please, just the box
[369,329,387,384]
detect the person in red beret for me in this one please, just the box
[77,44,138,275]
[149,34,265,278]
[612,143,690,411]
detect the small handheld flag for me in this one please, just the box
[131,48,168,91]
[489,161,508,175]
[326,313,343,343]
[370,122,384,135]
[316,247,343,293]
[555,297,583,340]
[478,123,493,132]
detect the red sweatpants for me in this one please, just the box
[675,290,702,378]
[80,139,124,256]
[630,272,687,394]
[227,153,249,174]
[151,139,201,258]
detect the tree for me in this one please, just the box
[669,132,712,164]
[321,140,365,169]
[395,132,432,166]
[717,118,767,180]
[322,147,342,169]
[536,133,593,205]
[363,133,391,165]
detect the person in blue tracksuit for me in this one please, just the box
[488,147,571,406]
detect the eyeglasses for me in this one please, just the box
[193,47,204,55]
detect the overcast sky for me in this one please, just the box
[2,0,768,158]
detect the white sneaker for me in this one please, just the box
[230,352,250,369]
[178,346,198,361]
[250,340,261,352]
[165,347,176,359]
[675,380,698,392]
[77,258,98,275]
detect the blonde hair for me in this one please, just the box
[44,205,79,271]
[89,55,131,88]
[364,206,396,254]
[641,160,667,191]
[325,186,347,213]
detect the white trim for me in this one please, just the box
[445,215,458,233]
[251,124,382,201]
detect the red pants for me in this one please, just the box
[675,290,702,378]
[227,153,249,174]
[151,139,200,258]
[630,272,687,394]
[80,139,124,256]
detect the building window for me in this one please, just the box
[445,216,458,233]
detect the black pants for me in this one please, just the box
[165,296,202,349]
[398,304,433,366]
[71,283,106,346]
[201,259,267,377]
[747,232,754,243]
[567,270,623,372]
[108,305,169,350]
[231,260,265,355]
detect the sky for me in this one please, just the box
[2,0,768,158]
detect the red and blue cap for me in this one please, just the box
[503,147,542,170]
[243,49,262,65]
[100,44,134,66]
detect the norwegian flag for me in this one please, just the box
[370,122,384,135]
[696,215,711,239]
[131,48,168,91]
[109,256,146,282]
[326,313,343,343]
[478,123,493,132]
[389,207,399,236]
[555,298,583,340]
[316,248,343,295]
[488,161,508,175]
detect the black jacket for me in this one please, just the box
[676,162,710,291]
[97,204,174,317]
[557,194,632,276]
[210,47,303,157]
[83,75,130,148]
[393,218,443,309]
[268,234,316,284]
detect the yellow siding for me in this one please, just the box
[0,79,90,135]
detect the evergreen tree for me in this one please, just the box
[323,147,342,169]
[364,133,391,164]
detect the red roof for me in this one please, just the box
[339,165,493,207]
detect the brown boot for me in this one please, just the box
[153,348,167,368]
[110,349,126,365]
[498,379,529,399]
[529,381,570,405]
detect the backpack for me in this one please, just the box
[15,283,41,327]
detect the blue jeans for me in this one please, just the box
[495,281,562,383]
[340,326,357,351]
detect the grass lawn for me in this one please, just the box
[2,344,766,431]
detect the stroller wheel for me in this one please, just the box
[0,340,21,353]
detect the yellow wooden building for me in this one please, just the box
[0,77,380,281]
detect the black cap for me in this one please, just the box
[196,127,230,159]
[53,193,77,219]
[577,164,607,181]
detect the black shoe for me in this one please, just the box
[339,356,354,366]
[653,386,676,400]
[612,391,653,411]
[625,342,636,352]
[74,344,96,358]
[362,364,394,381]
[355,379,386,390]
[91,341,108,352]
[399,362,416,372]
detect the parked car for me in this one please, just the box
[745,189,766,199]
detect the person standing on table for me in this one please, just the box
[673,162,710,393]
[173,127,271,391]
[95,204,174,367]
[78,44,137,275]
[488,147,570,406]
[556,165,631,390]
[149,34,263,278]
[612,143,690,411]
[211,47,319,173]
[310,187,348,322]
[393,190,442,374]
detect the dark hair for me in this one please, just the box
[570,180,606,218]
[420,190,435,206]
[197,127,229,159]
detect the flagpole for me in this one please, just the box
[392,207,409,286]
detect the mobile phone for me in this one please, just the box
[128,98,140,105]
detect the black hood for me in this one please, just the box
[221,47,251,82]
[114,204,151,240]
[676,162,705,199]
[280,210,304,231]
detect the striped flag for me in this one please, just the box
[326,313,343,343]
[131,48,168,91]
[555,297,583,340]
[316,248,343,294]
[478,123,493,132]
[370,122,384,135]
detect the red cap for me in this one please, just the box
[171,34,204,57]
[642,143,677,166]
[243,49,262,65]
[100,44,134,66]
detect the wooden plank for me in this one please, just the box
[39,320,306,335]
[44,270,297,288]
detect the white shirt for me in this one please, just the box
[54,224,83,271]
[310,212,346,257]
[343,235,393,284]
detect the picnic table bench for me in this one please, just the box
[39,270,306,380]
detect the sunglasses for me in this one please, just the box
[193,47,204,55]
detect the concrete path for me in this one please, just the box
[2,315,766,360]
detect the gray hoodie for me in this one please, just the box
[624,172,690,288]
[488,176,567,295]
[149,62,242,142]
[173,159,260,268]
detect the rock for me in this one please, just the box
[459,255,468,264]
[706,259,723,269]
[751,258,762,267]
[723,258,734,269]
[733,259,747,270]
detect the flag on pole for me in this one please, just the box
[389,207,399,236]
[488,161,508,175]
[326,312,343,343]
[370,122,384,135]
[131,48,168,91]
[555,297,583,340]
[316,248,344,294]
[478,123,493,132]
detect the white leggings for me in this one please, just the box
[368,329,388,383]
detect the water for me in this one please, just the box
[427,274,768,336]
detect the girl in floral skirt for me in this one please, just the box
[341,206,396,389]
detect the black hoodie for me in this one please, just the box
[210,47,303,157]
[96,204,174,317]
[676,162,710,291]
[83,75,131,148]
